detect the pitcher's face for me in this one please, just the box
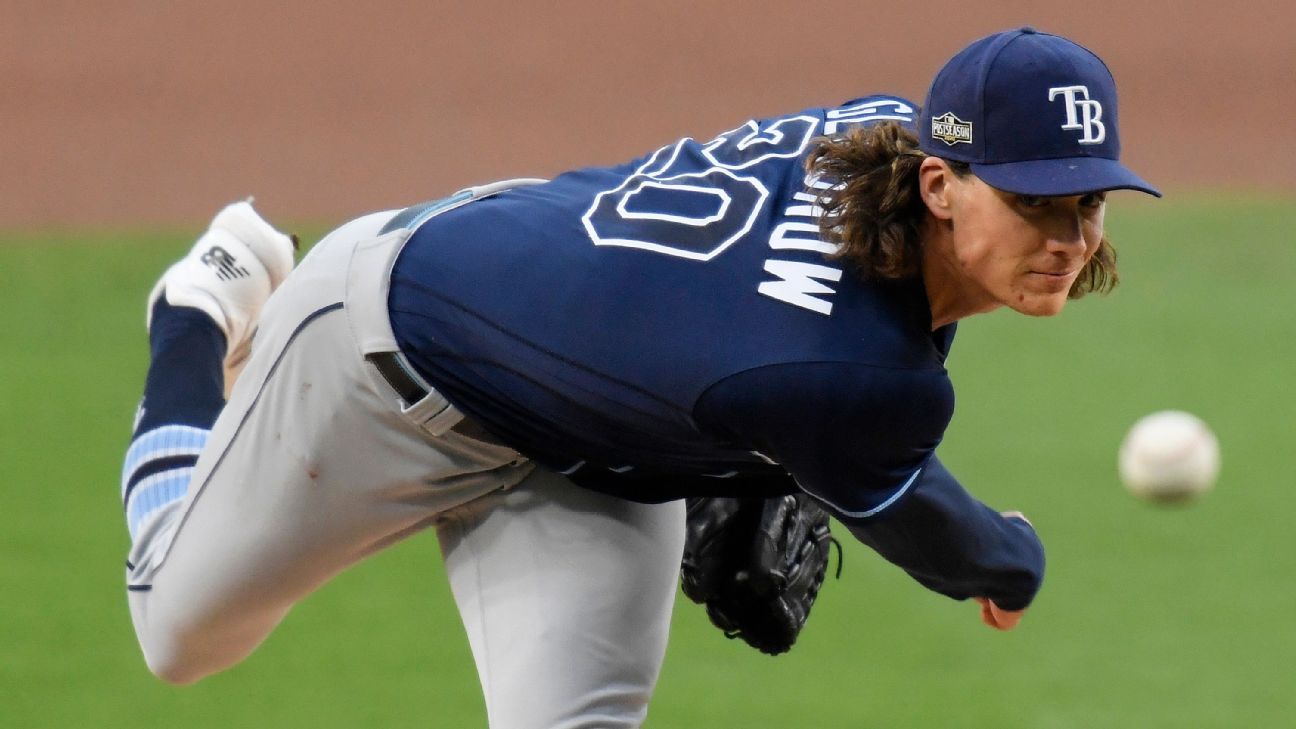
[927,164,1106,318]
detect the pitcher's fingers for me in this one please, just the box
[974,597,1023,631]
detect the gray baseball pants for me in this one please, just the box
[125,203,686,729]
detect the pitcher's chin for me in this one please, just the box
[1007,291,1069,318]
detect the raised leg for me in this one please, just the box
[122,208,527,684]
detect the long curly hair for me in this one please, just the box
[804,121,1118,299]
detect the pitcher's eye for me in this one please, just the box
[1079,192,1107,209]
[1016,195,1048,208]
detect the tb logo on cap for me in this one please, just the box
[1048,85,1106,144]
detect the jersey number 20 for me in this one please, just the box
[581,115,818,261]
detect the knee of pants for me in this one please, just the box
[135,622,210,685]
[140,641,206,686]
[131,591,273,685]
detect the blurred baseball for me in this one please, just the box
[1118,410,1220,504]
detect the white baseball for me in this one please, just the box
[1118,410,1220,504]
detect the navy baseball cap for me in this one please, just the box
[919,27,1161,197]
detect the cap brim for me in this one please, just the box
[970,156,1162,197]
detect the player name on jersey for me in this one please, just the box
[757,173,842,316]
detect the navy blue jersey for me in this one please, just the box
[389,95,1044,610]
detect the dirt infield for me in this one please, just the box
[3,1,1293,229]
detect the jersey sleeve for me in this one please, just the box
[694,362,1045,610]
[843,456,1044,610]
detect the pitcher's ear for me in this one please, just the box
[919,157,959,221]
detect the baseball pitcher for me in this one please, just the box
[119,28,1158,728]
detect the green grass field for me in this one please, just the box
[2,197,1293,728]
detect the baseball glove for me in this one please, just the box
[680,493,840,655]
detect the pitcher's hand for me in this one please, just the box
[974,597,1024,630]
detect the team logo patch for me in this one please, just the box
[1048,85,1106,145]
[930,112,972,146]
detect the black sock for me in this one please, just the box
[133,298,227,436]
[122,298,228,543]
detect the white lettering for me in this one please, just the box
[769,221,838,254]
[758,260,843,315]
[1076,99,1105,144]
[1049,86,1087,127]
[824,97,916,135]
[932,122,972,141]
[1048,85,1106,145]
[785,190,824,218]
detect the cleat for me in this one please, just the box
[147,200,297,365]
